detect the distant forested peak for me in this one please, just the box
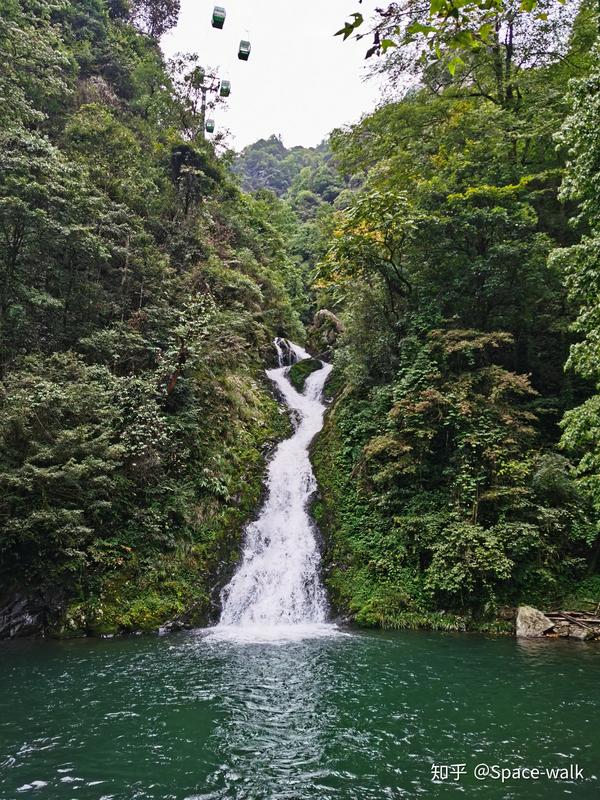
[233,135,337,198]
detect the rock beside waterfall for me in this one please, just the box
[288,358,322,392]
[275,337,296,366]
[516,605,554,638]
[515,607,599,641]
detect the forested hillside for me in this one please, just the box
[234,0,600,631]
[2,0,600,638]
[2,3,600,797]
[232,136,349,326]
[306,0,600,629]
[233,136,335,197]
[0,0,303,636]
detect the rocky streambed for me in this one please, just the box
[516,605,600,641]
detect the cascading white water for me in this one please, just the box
[210,339,336,642]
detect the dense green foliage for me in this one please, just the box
[233,136,342,202]
[0,0,300,634]
[232,136,346,325]
[554,44,600,577]
[340,0,571,81]
[309,0,600,628]
[3,0,600,637]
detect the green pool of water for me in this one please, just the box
[0,629,598,799]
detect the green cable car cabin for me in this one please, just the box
[212,6,226,28]
[238,40,251,61]
[220,80,231,97]
[205,119,215,133]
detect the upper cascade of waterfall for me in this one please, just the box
[273,336,310,368]
[210,339,337,643]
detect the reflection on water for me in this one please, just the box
[0,630,598,800]
[193,638,332,799]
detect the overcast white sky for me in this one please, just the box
[161,0,384,150]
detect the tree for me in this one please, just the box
[339,1,584,108]
[65,103,152,208]
[318,190,416,311]
[131,0,180,39]
[308,1,598,627]
[554,45,600,550]
[0,353,123,590]
[0,0,72,129]
[167,53,231,141]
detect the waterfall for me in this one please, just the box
[211,339,335,642]
[273,336,300,367]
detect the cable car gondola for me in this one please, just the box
[238,40,251,61]
[212,6,226,28]
[205,119,215,133]
[219,80,231,97]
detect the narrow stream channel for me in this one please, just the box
[213,341,333,642]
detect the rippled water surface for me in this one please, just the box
[0,630,598,799]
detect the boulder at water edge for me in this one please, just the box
[516,605,554,638]
[568,625,595,641]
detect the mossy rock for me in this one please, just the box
[306,309,344,356]
[288,358,322,392]
[85,620,122,637]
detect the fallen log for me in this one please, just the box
[546,613,600,623]
[560,612,597,633]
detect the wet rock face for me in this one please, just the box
[279,339,295,366]
[0,595,44,639]
[516,605,554,637]
[273,337,297,367]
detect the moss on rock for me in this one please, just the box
[288,358,322,392]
